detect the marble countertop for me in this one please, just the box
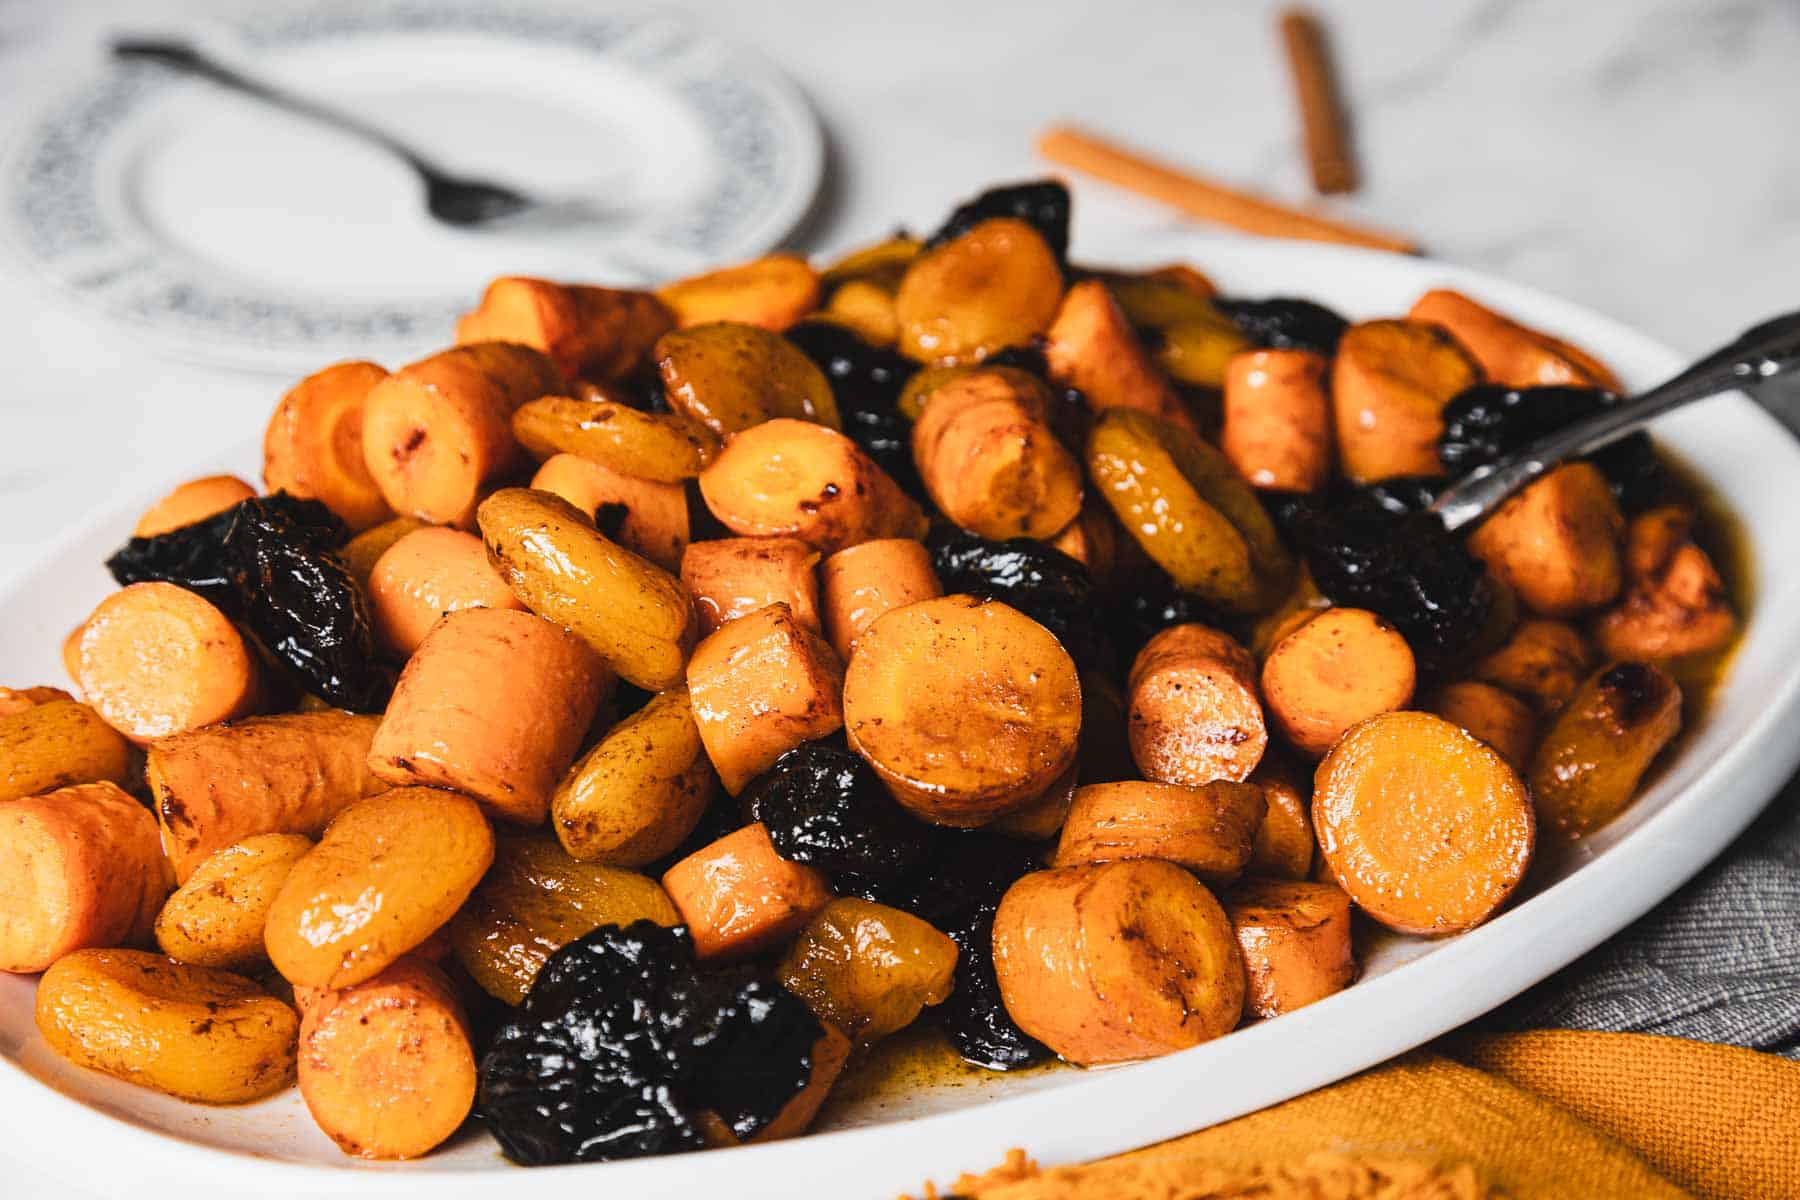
[0,0,1794,1194]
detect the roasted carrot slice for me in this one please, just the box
[656,254,821,331]
[1128,623,1267,785]
[368,526,524,658]
[263,360,394,531]
[912,366,1084,539]
[1246,753,1316,879]
[530,452,689,573]
[1467,462,1624,618]
[818,537,943,662]
[1410,288,1621,391]
[661,822,833,961]
[1529,662,1681,839]
[1473,619,1595,715]
[0,685,72,716]
[1225,878,1356,1018]
[133,475,257,538]
[341,516,426,589]
[1042,280,1188,426]
[1314,710,1535,935]
[1052,780,1266,884]
[73,582,260,743]
[0,698,132,803]
[843,595,1081,825]
[992,860,1245,1065]
[455,277,673,382]
[1222,349,1333,492]
[1429,679,1538,770]
[680,537,822,637]
[1592,505,1735,661]
[1261,607,1416,757]
[894,218,1063,365]
[1331,319,1480,482]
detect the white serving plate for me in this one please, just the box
[3,232,1798,1199]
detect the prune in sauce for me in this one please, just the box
[1213,297,1349,355]
[742,738,931,878]
[938,899,1048,1071]
[104,493,345,614]
[1437,384,1666,511]
[926,528,1110,674]
[926,179,1071,266]
[783,320,922,496]
[1102,568,1223,669]
[478,921,823,1165]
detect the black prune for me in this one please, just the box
[742,738,931,878]
[1437,384,1665,511]
[926,527,1110,674]
[926,179,1071,266]
[1102,568,1222,670]
[479,921,822,1165]
[104,493,345,613]
[937,899,1047,1070]
[1361,475,1444,516]
[783,320,923,496]
[1213,297,1349,355]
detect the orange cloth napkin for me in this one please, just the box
[925,1031,1800,1200]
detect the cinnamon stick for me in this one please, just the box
[1280,7,1358,195]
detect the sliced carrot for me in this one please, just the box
[132,474,257,538]
[992,860,1244,1065]
[1331,319,1480,482]
[843,595,1081,825]
[911,366,1084,539]
[1042,279,1188,427]
[340,516,426,588]
[1222,349,1333,492]
[0,685,73,716]
[369,607,610,825]
[818,537,942,662]
[1592,505,1735,661]
[531,453,688,573]
[1473,619,1595,715]
[680,537,822,638]
[1127,623,1267,785]
[368,526,524,658]
[263,360,394,532]
[1467,461,1624,617]
[656,254,821,331]
[1225,878,1356,1018]
[1246,753,1315,879]
[894,218,1063,365]
[1260,607,1416,757]
[1314,710,1535,935]
[685,602,844,795]
[1410,288,1621,391]
[0,698,132,802]
[1052,780,1266,884]
[361,343,565,527]
[455,276,673,381]
[661,822,833,961]
[0,781,172,973]
[1429,680,1538,770]
[988,761,1079,840]
[74,582,260,743]
[1529,662,1682,839]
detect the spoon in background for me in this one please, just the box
[1430,309,1800,530]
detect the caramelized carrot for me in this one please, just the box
[263,361,394,532]
[1410,289,1621,391]
[73,582,260,743]
[341,516,426,589]
[1260,607,1416,757]
[0,699,132,803]
[0,686,72,716]
[988,762,1079,840]
[656,254,821,331]
[660,822,833,961]
[680,537,822,638]
[698,418,927,554]
[911,367,1084,539]
[0,781,172,973]
[1593,506,1735,661]
[1225,878,1356,1018]
[1047,501,1119,578]
[1429,680,1538,770]
[1473,619,1595,715]
[1127,623,1267,785]
[368,526,524,658]
[369,608,610,825]
[1331,319,1480,481]
[895,218,1063,365]
[530,452,688,572]
[361,343,565,528]
[1222,349,1332,492]
[992,860,1244,1065]
[1314,710,1535,935]
[686,603,844,794]
[149,711,386,883]
[818,538,942,662]
[1053,780,1266,884]
[843,595,1081,825]
[1529,662,1682,839]
[455,277,673,381]
[1043,280,1188,426]
[1246,753,1315,879]
[1467,462,1624,617]
[132,474,257,538]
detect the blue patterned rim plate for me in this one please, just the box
[0,0,823,372]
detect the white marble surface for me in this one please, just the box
[0,0,1795,1194]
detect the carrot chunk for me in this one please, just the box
[1127,623,1267,785]
[0,699,132,803]
[1246,753,1316,879]
[1410,288,1621,391]
[1225,878,1356,1018]
[1592,506,1735,661]
[1261,607,1416,757]
[1473,619,1595,715]
[1043,279,1188,426]
[680,537,822,638]
[368,526,524,658]
[656,254,821,332]
[133,475,257,538]
[1429,679,1538,770]
[1529,662,1681,839]
[263,360,394,531]
[1331,319,1479,482]
[1222,349,1333,492]
[1467,461,1624,618]
[661,822,832,961]
[818,538,942,662]
[1052,780,1266,884]
[455,276,673,382]
[530,452,689,572]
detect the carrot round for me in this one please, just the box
[0,698,132,803]
[843,595,1081,825]
[1331,319,1480,482]
[911,366,1084,539]
[894,218,1063,365]
[1473,619,1595,715]
[455,276,673,382]
[686,602,844,795]
[368,526,523,658]
[1410,288,1620,391]
[661,822,833,961]
[133,475,257,538]
[73,582,260,743]
[1043,279,1188,426]
[1247,754,1315,879]
[369,607,610,825]
[699,418,927,554]
[263,360,394,531]
[680,537,822,638]
[0,685,73,716]
[1052,780,1267,884]
[341,516,426,589]
[1222,349,1333,491]
[149,711,387,883]
[361,343,565,527]
[1314,710,1535,935]
[1225,878,1356,1018]
[298,957,476,1159]
[1261,607,1416,757]
[819,537,943,662]
[1467,462,1624,618]
[1127,623,1267,786]
[530,452,688,573]
[1429,680,1538,770]
[992,860,1245,1066]
[0,781,172,973]
[1593,506,1735,662]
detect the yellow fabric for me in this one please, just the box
[931,1032,1800,1200]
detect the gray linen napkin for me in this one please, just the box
[1479,772,1800,1056]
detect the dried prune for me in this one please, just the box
[926,527,1110,673]
[1102,568,1222,669]
[743,738,931,878]
[104,493,344,613]
[926,179,1071,266]
[938,899,1046,1070]
[1214,297,1349,355]
[479,921,823,1165]
[784,320,922,496]
[1437,384,1665,510]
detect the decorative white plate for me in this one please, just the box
[0,0,822,372]
[3,232,1798,1200]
